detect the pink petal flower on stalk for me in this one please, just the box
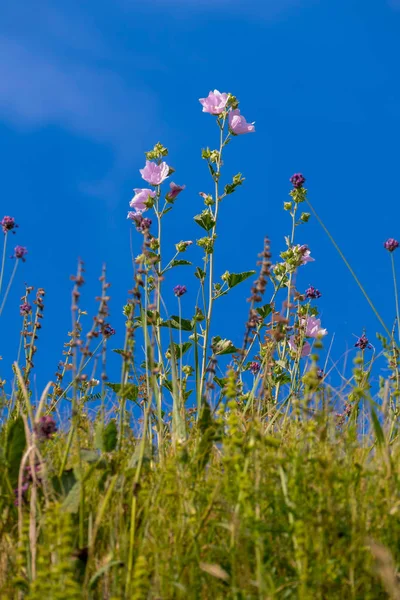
[289,336,311,357]
[129,188,156,213]
[296,244,314,265]
[166,182,185,201]
[302,316,328,338]
[199,89,229,115]
[140,160,170,185]
[228,109,255,135]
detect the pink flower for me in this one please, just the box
[140,160,170,185]
[199,89,229,115]
[289,336,311,357]
[228,109,255,135]
[302,316,327,338]
[296,244,314,265]
[166,182,185,201]
[129,188,156,213]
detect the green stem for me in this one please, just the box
[391,253,400,343]
[0,233,8,298]
[0,259,18,317]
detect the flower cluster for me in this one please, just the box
[384,238,399,253]
[289,316,328,358]
[19,302,32,316]
[13,246,28,261]
[199,90,255,135]
[290,173,306,189]
[355,334,372,350]
[305,286,322,299]
[1,216,18,234]
[174,285,187,297]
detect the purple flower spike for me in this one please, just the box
[174,285,187,297]
[305,286,322,299]
[1,216,18,234]
[384,238,399,252]
[290,173,306,188]
[20,303,32,316]
[355,334,372,350]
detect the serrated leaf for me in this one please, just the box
[256,303,272,319]
[211,336,238,356]
[106,383,139,401]
[103,420,118,452]
[170,260,192,268]
[62,481,81,514]
[6,416,26,487]
[160,316,193,331]
[194,211,216,232]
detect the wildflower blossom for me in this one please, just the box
[199,89,229,114]
[129,188,156,213]
[290,173,306,188]
[302,316,328,338]
[176,240,193,253]
[249,361,261,375]
[305,286,322,299]
[228,109,255,135]
[166,182,185,201]
[1,216,17,234]
[298,245,314,265]
[140,160,170,185]
[355,333,372,350]
[384,238,399,252]
[13,246,27,261]
[20,302,32,316]
[289,336,311,357]
[174,285,187,297]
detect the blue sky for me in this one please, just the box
[1,0,400,394]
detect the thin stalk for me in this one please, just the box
[0,233,8,297]
[0,259,18,317]
[391,253,400,343]
[306,197,392,339]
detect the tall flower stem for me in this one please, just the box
[0,233,7,298]
[391,253,400,343]
[200,116,226,398]
[0,259,18,317]
[306,197,392,339]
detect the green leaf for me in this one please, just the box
[166,341,192,361]
[224,271,255,290]
[103,420,118,452]
[80,449,99,463]
[52,469,77,497]
[6,416,26,487]
[211,336,238,356]
[214,377,227,388]
[95,421,104,452]
[106,383,139,401]
[89,560,124,590]
[371,408,385,446]
[195,267,206,282]
[256,303,272,319]
[194,211,216,232]
[62,481,81,514]
[160,316,193,331]
[170,260,192,268]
